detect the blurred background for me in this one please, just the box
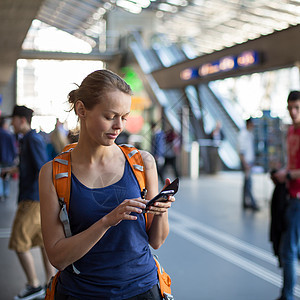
[1,1,300,299]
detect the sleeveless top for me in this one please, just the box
[57,161,158,299]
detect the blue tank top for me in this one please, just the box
[57,161,158,299]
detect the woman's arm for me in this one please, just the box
[141,151,175,249]
[39,161,146,270]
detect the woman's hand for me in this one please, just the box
[102,198,147,227]
[146,178,176,215]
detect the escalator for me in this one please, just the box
[198,84,243,169]
[128,31,242,171]
[129,31,185,134]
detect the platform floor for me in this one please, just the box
[0,171,297,300]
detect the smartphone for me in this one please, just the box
[144,178,179,211]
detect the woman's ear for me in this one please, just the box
[75,101,86,119]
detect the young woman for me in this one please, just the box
[39,69,174,300]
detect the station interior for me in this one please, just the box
[1,1,300,299]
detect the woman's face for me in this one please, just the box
[83,90,131,146]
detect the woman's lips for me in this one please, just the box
[106,133,118,139]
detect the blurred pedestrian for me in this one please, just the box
[151,122,166,185]
[115,129,130,145]
[238,118,259,211]
[50,118,68,155]
[208,120,224,146]
[2,105,55,300]
[46,118,69,159]
[0,117,17,201]
[272,91,300,300]
[162,128,180,179]
[208,120,225,173]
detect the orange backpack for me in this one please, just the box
[45,143,172,299]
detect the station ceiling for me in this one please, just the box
[1,0,300,90]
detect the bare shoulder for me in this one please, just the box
[39,160,53,179]
[140,150,156,170]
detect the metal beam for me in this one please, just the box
[19,50,120,61]
[151,24,300,90]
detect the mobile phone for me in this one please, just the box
[144,178,179,211]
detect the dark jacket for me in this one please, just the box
[270,183,288,262]
[18,130,48,202]
[0,128,16,166]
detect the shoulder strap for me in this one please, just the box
[52,145,80,274]
[61,142,78,153]
[118,144,151,232]
[53,150,72,213]
[118,144,145,193]
[53,142,78,213]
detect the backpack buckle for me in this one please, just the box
[163,292,174,300]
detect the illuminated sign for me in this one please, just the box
[180,68,199,80]
[237,50,259,67]
[180,50,260,81]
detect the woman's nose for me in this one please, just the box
[112,117,122,129]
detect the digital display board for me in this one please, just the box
[180,50,260,81]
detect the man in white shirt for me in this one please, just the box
[238,118,259,211]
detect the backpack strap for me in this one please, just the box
[52,146,80,274]
[118,144,151,232]
[53,142,77,215]
[118,144,146,193]
[53,151,71,213]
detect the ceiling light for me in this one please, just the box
[104,2,113,9]
[116,0,142,13]
[166,0,187,6]
[158,3,178,12]
[130,0,151,8]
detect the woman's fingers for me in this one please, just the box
[146,196,175,214]
[105,198,147,225]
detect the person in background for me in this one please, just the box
[115,129,130,145]
[46,118,69,159]
[39,70,174,299]
[208,120,225,174]
[272,91,300,300]
[0,116,17,201]
[2,105,55,300]
[67,129,79,144]
[208,120,224,145]
[50,118,68,154]
[162,128,180,179]
[238,118,259,211]
[151,122,166,185]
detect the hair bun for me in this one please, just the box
[68,89,77,104]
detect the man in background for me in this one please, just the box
[272,91,300,300]
[238,118,259,211]
[2,105,55,300]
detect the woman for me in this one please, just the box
[39,69,174,299]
